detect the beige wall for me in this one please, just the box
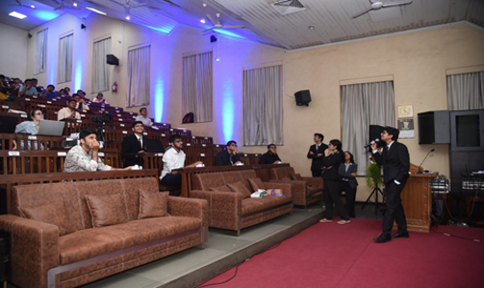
[0,22,28,79]
[22,15,484,201]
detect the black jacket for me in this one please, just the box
[215,150,241,166]
[321,151,344,180]
[372,141,410,184]
[338,163,359,188]
[307,143,328,172]
[121,134,144,167]
[259,152,281,164]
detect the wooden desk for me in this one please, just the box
[398,173,437,233]
[174,163,291,197]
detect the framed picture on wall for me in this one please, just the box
[397,105,413,118]
[398,118,415,138]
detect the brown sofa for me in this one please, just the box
[0,178,208,288]
[189,169,293,235]
[269,166,324,208]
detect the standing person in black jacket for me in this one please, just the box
[371,126,410,243]
[320,139,351,224]
[307,133,328,177]
[339,151,358,218]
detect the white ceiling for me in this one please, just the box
[1,0,483,50]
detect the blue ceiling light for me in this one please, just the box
[143,24,175,34]
[213,29,244,39]
[33,10,59,21]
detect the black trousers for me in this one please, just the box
[382,180,407,236]
[324,179,349,220]
[161,173,182,186]
[311,169,321,177]
[341,181,357,218]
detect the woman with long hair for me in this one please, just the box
[339,151,358,218]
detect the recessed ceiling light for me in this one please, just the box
[202,3,207,7]
[73,2,78,7]
[126,15,131,20]
[9,11,27,19]
[30,5,35,9]
[308,25,315,30]
[200,18,206,23]
[86,7,107,15]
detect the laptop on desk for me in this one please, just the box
[37,120,65,136]
[143,138,165,153]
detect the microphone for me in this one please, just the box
[364,138,380,148]
[417,148,435,174]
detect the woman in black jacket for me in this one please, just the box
[320,139,351,224]
[339,151,358,218]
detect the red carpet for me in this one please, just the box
[198,219,484,288]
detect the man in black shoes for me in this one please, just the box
[371,127,410,243]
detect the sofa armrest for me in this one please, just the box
[190,190,242,214]
[0,215,59,288]
[303,177,323,187]
[168,197,209,227]
[263,182,293,198]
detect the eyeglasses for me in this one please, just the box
[174,140,183,143]
[35,112,43,116]
[230,144,238,147]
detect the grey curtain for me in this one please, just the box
[342,81,395,175]
[447,71,484,110]
[35,28,48,74]
[126,45,151,107]
[243,65,283,146]
[58,34,73,83]
[92,38,111,93]
[182,51,213,122]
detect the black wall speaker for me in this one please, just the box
[418,111,450,144]
[106,54,119,66]
[369,125,385,148]
[295,90,311,106]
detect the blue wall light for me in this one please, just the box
[74,59,83,91]
[154,75,165,123]
[221,79,235,143]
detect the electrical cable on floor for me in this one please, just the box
[432,228,483,243]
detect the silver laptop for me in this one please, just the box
[37,120,65,136]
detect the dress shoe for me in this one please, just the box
[373,234,391,243]
[392,231,410,238]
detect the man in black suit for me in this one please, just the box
[371,126,410,243]
[121,121,146,168]
[215,141,242,166]
[259,144,282,164]
[307,133,328,177]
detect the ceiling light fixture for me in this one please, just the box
[202,3,207,7]
[73,2,78,7]
[30,5,35,9]
[308,25,315,30]
[126,15,131,20]
[9,11,27,19]
[86,7,107,15]
[200,18,206,23]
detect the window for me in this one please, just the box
[92,37,111,93]
[35,28,48,74]
[182,51,213,122]
[58,34,73,83]
[447,71,484,110]
[243,65,283,146]
[126,45,150,107]
[341,81,395,174]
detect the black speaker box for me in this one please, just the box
[418,111,450,144]
[295,90,311,106]
[369,125,385,148]
[106,54,119,66]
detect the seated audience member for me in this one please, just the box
[121,121,146,168]
[59,89,67,96]
[135,107,153,126]
[259,144,282,164]
[18,79,38,97]
[13,78,22,86]
[31,78,42,93]
[57,99,81,120]
[64,128,133,172]
[339,151,358,218]
[0,75,5,87]
[64,87,71,96]
[14,108,44,150]
[41,84,56,99]
[77,89,86,98]
[7,81,20,100]
[160,134,202,188]
[92,92,108,104]
[72,93,90,111]
[215,141,242,166]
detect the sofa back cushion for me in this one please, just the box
[209,185,231,192]
[270,167,296,180]
[138,191,168,219]
[193,173,225,190]
[248,178,266,191]
[86,193,129,228]
[227,181,252,199]
[12,182,84,232]
[20,200,77,235]
[238,170,258,190]
[121,178,160,221]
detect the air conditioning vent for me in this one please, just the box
[271,0,306,15]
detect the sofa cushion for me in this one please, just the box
[138,191,168,219]
[248,178,266,191]
[290,173,304,181]
[86,194,129,228]
[281,177,292,182]
[227,181,252,199]
[20,200,76,236]
[209,185,231,192]
[241,198,266,214]
[308,186,322,195]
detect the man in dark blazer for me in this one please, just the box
[215,140,242,166]
[121,121,146,168]
[307,133,328,177]
[371,126,410,243]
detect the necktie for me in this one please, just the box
[230,154,233,164]
[138,137,143,149]
[386,146,390,152]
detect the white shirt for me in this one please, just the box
[57,107,81,120]
[75,102,90,111]
[160,148,186,180]
[135,115,153,126]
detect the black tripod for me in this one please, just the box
[361,183,385,215]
